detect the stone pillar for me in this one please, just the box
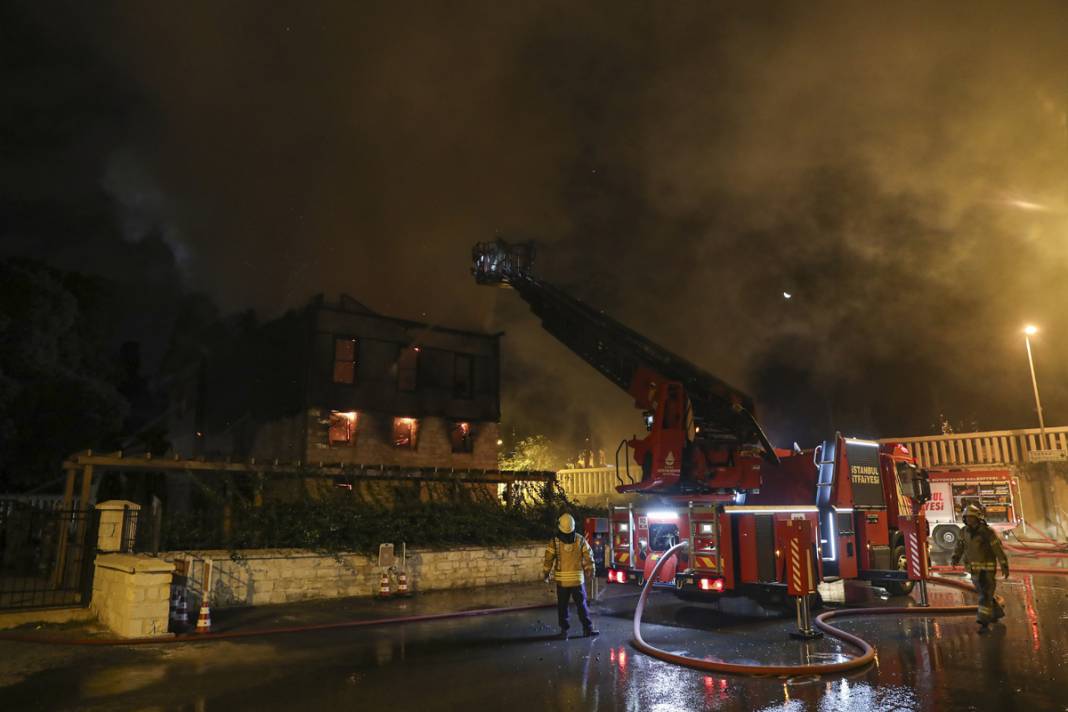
[96,500,141,553]
[91,554,175,638]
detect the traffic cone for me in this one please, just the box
[173,590,189,631]
[396,570,411,597]
[194,599,212,633]
[169,585,180,622]
[377,570,393,598]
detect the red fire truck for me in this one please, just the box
[922,468,1020,551]
[603,435,929,603]
[473,240,930,605]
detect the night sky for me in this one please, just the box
[4,1,1068,455]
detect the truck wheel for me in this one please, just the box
[932,524,961,552]
[886,544,915,596]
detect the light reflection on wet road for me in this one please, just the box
[1,572,1066,711]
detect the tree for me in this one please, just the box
[499,434,561,472]
[0,260,128,489]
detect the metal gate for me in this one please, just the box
[0,500,98,610]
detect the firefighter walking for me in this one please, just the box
[951,504,1010,631]
[543,513,599,639]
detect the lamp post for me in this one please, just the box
[1023,325,1064,539]
[1023,325,1047,445]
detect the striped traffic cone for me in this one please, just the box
[377,571,393,598]
[169,585,181,622]
[173,590,189,631]
[194,600,212,633]
[396,570,411,597]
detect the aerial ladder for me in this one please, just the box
[472,239,779,496]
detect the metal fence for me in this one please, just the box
[879,425,1068,469]
[121,502,163,556]
[0,501,98,610]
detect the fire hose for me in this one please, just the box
[0,602,555,647]
[632,541,985,677]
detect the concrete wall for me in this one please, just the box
[91,554,174,638]
[164,543,543,608]
[1015,467,1068,539]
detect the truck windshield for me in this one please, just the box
[895,461,916,497]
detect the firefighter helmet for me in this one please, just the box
[558,513,576,534]
[962,503,985,521]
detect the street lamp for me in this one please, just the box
[1023,325,1047,444]
[1023,324,1064,539]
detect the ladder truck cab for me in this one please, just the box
[746,435,931,597]
[472,239,931,605]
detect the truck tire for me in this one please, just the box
[885,543,915,597]
[932,524,962,552]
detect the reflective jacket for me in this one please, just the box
[543,534,594,587]
[952,522,1008,572]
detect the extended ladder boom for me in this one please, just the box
[473,240,774,456]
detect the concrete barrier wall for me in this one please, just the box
[91,553,174,638]
[163,543,544,608]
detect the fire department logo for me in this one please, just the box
[665,451,675,467]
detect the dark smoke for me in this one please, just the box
[6,1,1068,455]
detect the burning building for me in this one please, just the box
[168,294,501,473]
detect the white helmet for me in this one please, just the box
[558,513,576,534]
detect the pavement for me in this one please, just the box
[1,559,1067,711]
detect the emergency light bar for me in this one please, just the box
[646,510,678,520]
[723,506,819,514]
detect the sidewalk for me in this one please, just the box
[206,580,559,635]
[0,580,563,643]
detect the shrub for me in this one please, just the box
[161,485,601,553]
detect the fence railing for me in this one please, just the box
[0,501,98,610]
[0,495,82,514]
[879,425,1068,469]
[556,467,620,500]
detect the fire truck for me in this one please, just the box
[603,436,929,602]
[473,239,930,604]
[922,468,1020,551]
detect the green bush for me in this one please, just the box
[161,486,602,554]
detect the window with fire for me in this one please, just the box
[393,417,419,449]
[329,411,358,445]
[450,421,474,453]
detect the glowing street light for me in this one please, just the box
[1023,325,1046,437]
[1022,324,1064,538]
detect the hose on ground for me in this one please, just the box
[0,601,555,647]
[632,541,983,677]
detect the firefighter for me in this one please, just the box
[951,503,1009,630]
[543,513,599,639]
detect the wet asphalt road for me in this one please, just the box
[1,570,1067,711]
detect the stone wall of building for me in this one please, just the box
[306,408,500,470]
[91,554,174,638]
[164,542,543,608]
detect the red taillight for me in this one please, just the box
[698,577,724,592]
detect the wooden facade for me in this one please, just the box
[168,294,502,472]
